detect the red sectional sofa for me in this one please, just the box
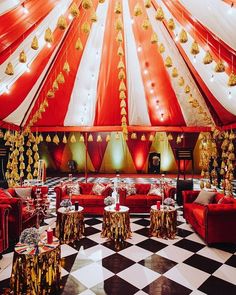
[55,182,176,214]
[0,204,10,256]
[182,190,236,245]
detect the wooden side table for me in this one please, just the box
[10,237,61,295]
[149,205,177,239]
[55,206,85,244]
[101,205,132,241]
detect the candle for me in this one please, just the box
[75,201,79,211]
[156,201,161,210]
[47,227,53,244]
[115,202,120,211]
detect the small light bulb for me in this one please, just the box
[144,69,148,75]
[228,91,232,99]
[137,46,142,52]
[47,42,52,48]
[210,74,214,82]
[150,89,154,94]
[22,5,29,14]
[193,55,196,63]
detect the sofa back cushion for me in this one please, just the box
[79,183,94,194]
[194,190,216,205]
[147,184,161,196]
[126,184,137,196]
[218,196,235,205]
[66,183,80,195]
[14,187,32,200]
[135,184,151,195]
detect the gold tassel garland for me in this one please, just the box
[91,11,97,22]
[118,69,126,80]
[19,50,27,63]
[145,0,151,8]
[116,31,123,43]
[57,15,67,30]
[228,72,236,86]
[203,50,213,64]
[44,28,53,43]
[75,37,83,50]
[172,67,178,78]
[167,18,175,30]
[81,22,90,34]
[158,43,165,53]
[53,134,60,144]
[190,40,200,55]
[142,19,150,30]
[151,32,158,44]
[165,56,172,67]
[178,76,185,86]
[117,46,124,56]
[63,61,70,73]
[185,85,190,93]
[115,17,123,31]
[31,36,39,50]
[70,2,79,17]
[82,0,92,10]
[57,72,65,84]
[114,1,122,14]
[155,7,165,21]
[134,3,143,16]
[215,60,225,73]
[5,62,14,75]
[179,29,188,43]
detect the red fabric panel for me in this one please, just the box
[26,1,99,127]
[128,0,185,126]
[127,133,152,171]
[87,132,108,171]
[0,0,59,63]
[94,0,125,126]
[50,143,65,170]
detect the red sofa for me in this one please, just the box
[55,182,176,214]
[0,204,10,256]
[182,190,236,245]
[0,186,48,243]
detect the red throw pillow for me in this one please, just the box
[0,189,12,198]
[218,196,235,204]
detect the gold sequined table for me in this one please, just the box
[101,205,132,241]
[10,236,61,295]
[55,206,85,244]
[149,205,177,239]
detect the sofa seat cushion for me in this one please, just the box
[146,195,162,206]
[125,195,147,207]
[78,195,105,206]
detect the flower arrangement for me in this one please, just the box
[164,197,175,206]
[60,199,72,208]
[104,196,115,206]
[19,227,40,245]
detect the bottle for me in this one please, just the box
[75,201,79,211]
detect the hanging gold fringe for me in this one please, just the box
[97,134,102,142]
[118,59,125,69]
[120,100,126,108]
[120,107,127,115]
[142,19,150,30]
[151,32,158,44]
[119,90,126,99]
[165,56,172,67]
[70,134,76,143]
[70,2,79,17]
[31,36,39,50]
[171,67,178,78]
[106,134,111,142]
[57,15,67,30]
[88,134,93,142]
[190,40,200,55]
[167,133,173,140]
[79,134,84,142]
[114,1,122,14]
[149,134,154,141]
[115,17,123,31]
[158,43,165,53]
[215,60,225,72]
[5,62,14,75]
[57,72,65,84]
[145,0,151,8]
[63,61,70,73]
[178,76,185,86]
[82,0,92,10]
[121,116,127,123]
[47,89,55,98]
[179,29,188,43]
[91,11,97,22]
[141,134,146,141]
[134,3,142,16]
[228,72,236,86]
[116,31,123,43]
[203,50,213,64]
[46,134,51,142]
[53,134,60,144]
[44,28,53,43]
[82,22,90,34]
[131,132,137,139]
[118,69,126,80]
[52,80,59,91]
[119,80,126,91]
[167,18,175,30]
[62,134,67,144]
[155,7,165,21]
[117,46,124,56]
[19,50,27,63]
[75,37,83,50]
[185,85,190,93]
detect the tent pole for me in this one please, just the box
[85,132,88,183]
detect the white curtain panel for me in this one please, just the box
[147,5,213,126]
[0,0,22,16]
[0,0,73,96]
[157,0,236,116]
[64,0,109,126]
[180,0,236,51]
[123,0,151,126]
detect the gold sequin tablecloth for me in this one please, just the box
[10,237,61,295]
[101,205,132,241]
[55,206,85,244]
[149,205,177,239]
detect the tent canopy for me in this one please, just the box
[0,0,236,132]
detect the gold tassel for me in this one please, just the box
[117,45,124,56]
[116,31,123,43]
[97,134,102,142]
[115,132,120,140]
[57,72,65,84]
[215,60,225,72]
[118,59,125,69]
[20,171,24,178]
[203,50,213,64]
[121,116,127,123]
[120,100,126,108]
[70,2,79,17]
[134,3,142,16]
[114,1,122,14]
[46,134,51,142]
[53,134,60,144]
[47,89,55,98]
[99,0,105,3]
[91,11,97,22]
[32,144,38,152]
[145,0,151,8]
[63,61,70,74]
[119,90,126,99]
[179,29,188,43]
[62,134,67,143]
[167,18,175,30]
[131,132,137,139]
[27,172,33,180]
[31,36,39,50]
[33,169,38,177]
[158,43,165,53]
[172,67,178,78]
[155,7,165,21]
[44,28,53,43]
[115,16,123,31]
[228,72,236,86]
[81,22,90,34]
[142,19,150,30]
[52,80,59,91]
[75,37,83,50]
[82,0,92,10]
[88,134,93,141]
[106,134,111,142]
[57,15,67,30]
[19,50,27,63]
[167,133,173,140]
[26,148,32,156]
[151,32,158,44]
[165,56,172,67]
[79,134,84,142]
[5,62,14,75]
[185,85,190,93]
[119,80,126,91]
[118,69,126,80]
[176,135,182,144]
[149,134,154,141]
[28,156,33,165]
[178,76,185,86]
[70,134,76,143]
[190,40,200,55]
[141,134,146,141]
[121,107,127,115]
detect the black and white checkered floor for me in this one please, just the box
[1,177,236,295]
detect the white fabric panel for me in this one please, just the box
[147,6,213,126]
[0,0,21,16]
[122,0,151,126]
[157,0,236,116]
[64,1,109,126]
[180,0,236,51]
[0,0,72,96]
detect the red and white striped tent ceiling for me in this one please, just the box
[0,0,236,133]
